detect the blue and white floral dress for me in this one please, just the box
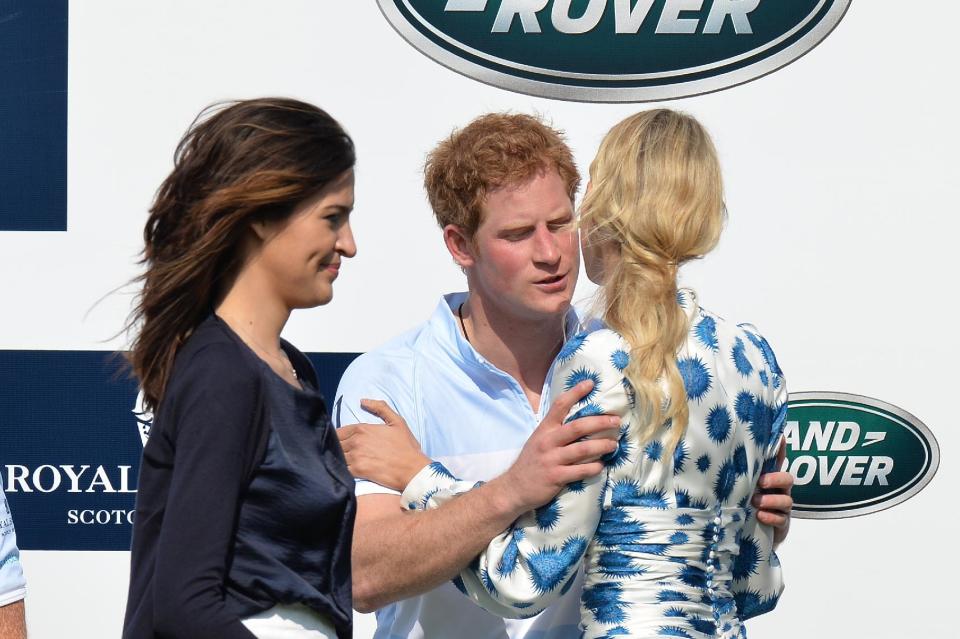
[401,290,787,638]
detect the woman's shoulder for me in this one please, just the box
[150,318,267,442]
[168,317,263,392]
[557,327,630,373]
[689,305,784,383]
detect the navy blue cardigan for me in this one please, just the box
[123,316,356,638]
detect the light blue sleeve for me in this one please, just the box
[0,478,27,606]
[334,351,420,497]
[400,330,633,618]
[731,326,788,620]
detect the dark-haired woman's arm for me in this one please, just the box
[151,347,264,638]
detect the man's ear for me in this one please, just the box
[443,224,476,269]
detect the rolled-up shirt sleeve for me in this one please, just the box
[0,478,26,607]
[401,330,633,618]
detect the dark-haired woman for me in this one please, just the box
[122,98,357,639]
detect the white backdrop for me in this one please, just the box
[3,1,957,636]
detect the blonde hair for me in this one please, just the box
[580,109,725,449]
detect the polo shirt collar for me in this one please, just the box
[428,292,582,372]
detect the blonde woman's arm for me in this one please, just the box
[401,330,633,617]
[731,327,789,620]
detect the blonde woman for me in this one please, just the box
[364,110,787,638]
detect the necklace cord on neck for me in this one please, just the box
[457,302,470,344]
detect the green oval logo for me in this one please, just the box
[785,393,939,519]
[377,0,852,102]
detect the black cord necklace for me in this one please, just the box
[457,302,470,344]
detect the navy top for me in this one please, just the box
[123,315,356,638]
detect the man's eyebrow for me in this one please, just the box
[498,224,534,234]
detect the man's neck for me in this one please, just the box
[460,293,568,413]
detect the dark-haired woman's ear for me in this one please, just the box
[250,215,288,244]
[249,218,270,241]
[443,224,476,270]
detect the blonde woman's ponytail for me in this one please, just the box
[581,109,725,449]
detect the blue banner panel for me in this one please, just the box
[0,0,68,231]
[0,350,359,550]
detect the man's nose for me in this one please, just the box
[532,226,560,265]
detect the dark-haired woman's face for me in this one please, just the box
[255,169,356,309]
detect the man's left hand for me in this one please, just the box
[752,438,793,549]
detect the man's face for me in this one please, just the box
[467,167,579,322]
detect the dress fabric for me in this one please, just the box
[402,290,787,638]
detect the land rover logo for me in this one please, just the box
[784,393,939,519]
[376,0,852,102]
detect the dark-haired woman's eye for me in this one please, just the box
[326,212,348,228]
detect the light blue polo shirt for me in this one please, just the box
[0,478,26,607]
[334,292,585,639]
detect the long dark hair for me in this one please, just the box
[127,97,355,410]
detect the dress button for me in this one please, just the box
[714,517,722,525]
[709,550,716,559]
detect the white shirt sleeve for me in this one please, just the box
[401,329,633,618]
[0,478,26,606]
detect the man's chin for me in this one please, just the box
[526,294,574,319]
